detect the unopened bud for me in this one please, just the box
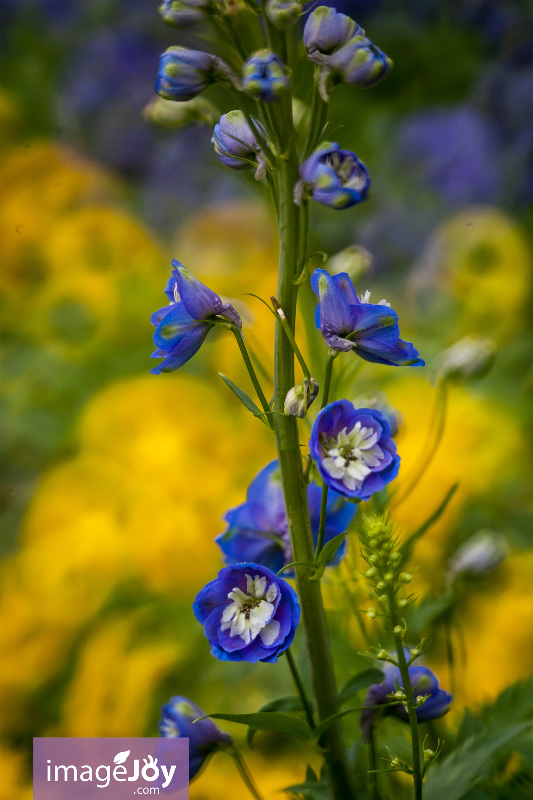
[367,607,377,619]
[143,96,219,128]
[284,378,319,418]
[398,598,409,608]
[393,625,404,637]
[399,572,412,583]
[433,336,495,384]
[265,0,303,29]
[365,567,378,578]
[448,530,507,578]
[377,649,388,660]
[424,748,435,760]
[376,580,386,591]
[327,244,374,284]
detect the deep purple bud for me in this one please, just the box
[212,110,268,179]
[242,50,290,102]
[295,142,370,209]
[155,46,238,102]
[159,696,232,780]
[303,5,363,64]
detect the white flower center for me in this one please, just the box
[359,289,390,306]
[220,574,280,646]
[321,422,384,492]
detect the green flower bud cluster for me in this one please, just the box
[359,513,415,620]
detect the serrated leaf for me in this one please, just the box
[424,723,532,800]
[246,696,303,747]
[218,373,268,426]
[205,711,311,741]
[401,483,459,563]
[113,750,130,764]
[338,667,384,706]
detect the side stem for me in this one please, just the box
[285,647,316,730]
[391,624,423,800]
[230,747,265,800]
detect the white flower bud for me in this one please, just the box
[448,530,507,578]
[284,377,319,418]
[433,336,495,383]
[326,244,373,284]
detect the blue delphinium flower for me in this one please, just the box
[151,261,241,374]
[303,5,362,64]
[360,659,452,739]
[193,563,300,663]
[295,143,371,209]
[216,460,356,573]
[155,46,237,101]
[309,401,400,500]
[212,110,268,179]
[159,696,232,779]
[311,268,424,366]
[242,50,290,102]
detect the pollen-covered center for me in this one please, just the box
[220,574,280,647]
[321,421,384,492]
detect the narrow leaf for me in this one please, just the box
[315,533,347,571]
[205,711,311,741]
[338,668,384,706]
[401,483,459,562]
[218,373,268,426]
[246,696,303,747]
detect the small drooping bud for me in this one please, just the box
[284,378,319,418]
[327,36,392,89]
[265,0,303,29]
[448,530,507,579]
[155,46,238,102]
[212,110,268,179]
[159,0,222,29]
[326,244,373,284]
[242,50,290,102]
[433,336,495,384]
[143,96,219,128]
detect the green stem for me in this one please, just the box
[368,724,381,800]
[272,297,311,381]
[232,329,274,427]
[303,68,327,158]
[285,647,316,730]
[314,485,329,558]
[391,622,423,800]
[321,353,335,408]
[273,74,355,800]
[230,748,265,800]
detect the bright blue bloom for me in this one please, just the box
[242,50,290,102]
[309,401,400,500]
[311,268,424,366]
[212,110,268,179]
[360,659,452,739]
[216,460,356,573]
[155,46,237,101]
[193,563,300,663]
[295,143,370,209]
[159,696,232,779]
[327,35,392,89]
[303,6,362,64]
[151,261,241,374]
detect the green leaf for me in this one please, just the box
[424,723,533,800]
[338,667,384,706]
[246,696,303,747]
[218,373,268,426]
[204,711,311,742]
[284,779,330,800]
[312,532,347,580]
[456,677,533,744]
[401,483,459,562]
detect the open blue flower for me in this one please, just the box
[151,261,241,374]
[309,401,400,500]
[216,460,356,573]
[360,659,452,739]
[159,696,232,779]
[295,143,370,209]
[311,268,424,366]
[193,563,300,663]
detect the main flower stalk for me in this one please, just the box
[273,92,355,799]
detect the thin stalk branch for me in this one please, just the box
[230,748,265,800]
[314,484,329,558]
[321,353,335,408]
[232,328,274,427]
[286,647,316,730]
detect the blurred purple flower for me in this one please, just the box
[399,106,503,206]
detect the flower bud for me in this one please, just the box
[433,336,495,384]
[327,35,392,89]
[295,142,370,209]
[156,46,238,102]
[352,390,402,438]
[143,96,219,128]
[265,0,303,29]
[367,607,377,619]
[242,50,290,102]
[424,748,435,760]
[159,0,214,29]
[377,649,389,660]
[303,6,362,65]
[212,110,268,180]
[326,244,373,284]
[448,530,507,578]
[284,378,319,418]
